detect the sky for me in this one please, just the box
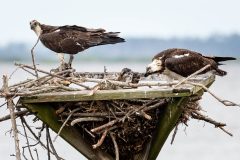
[1,0,240,45]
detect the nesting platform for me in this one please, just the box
[18,70,215,160]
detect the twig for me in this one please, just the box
[189,82,240,107]
[20,67,37,77]
[120,100,157,122]
[110,132,119,160]
[31,37,40,78]
[15,63,89,89]
[53,108,81,142]
[46,126,61,160]
[91,119,118,133]
[91,100,158,133]
[21,118,55,155]
[34,149,39,160]
[71,117,104,126]
[83,77,177,88]
[171,122,179,144]
[46,125,51,160]
[0,110,29,122]
[219,127,233,137]
[190,110,233,136]
[3,75,21,160]
[0,101,7,108]
[173,64,211,88]
[92,129,108,149]
[191,110,226,127]
[20,116,34,160]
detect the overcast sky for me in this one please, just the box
[1,0,240,45]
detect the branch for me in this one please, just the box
[189,82,240,107]
[2,75,21,160]
[20,116,34,160]
[31,37,40,78]
[53,108,81,142]
[71,117,104,126]
[92,129,108,149]
[46,126,62,160]
[173,64,211,88]
[110,132,119,160]
[0,110,29,122]
[15,63,90,89]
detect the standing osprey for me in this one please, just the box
[145,48,236,78]
[30,20,125,70]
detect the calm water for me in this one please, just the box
[0,61,239,160]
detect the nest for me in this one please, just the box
[52,95,212,159]
[0,63,235,160]
[55,99,169,159]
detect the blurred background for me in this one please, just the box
[0,0,240,160]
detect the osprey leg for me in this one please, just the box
[68,55,74,68]
[57,53,65,71]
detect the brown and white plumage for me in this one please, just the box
[145,48,236,78]
[30,20,125,70]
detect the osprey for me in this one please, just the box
[145,48,236,78]
[30,20,125,70]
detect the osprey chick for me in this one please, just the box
[30,20,125,70]
[145,48,236,79]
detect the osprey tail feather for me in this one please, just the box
[215,68,227,76]
[208,56,236,63]
[101,32,125,45]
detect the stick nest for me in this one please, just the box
[0,64,235,160]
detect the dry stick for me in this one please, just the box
[191,111,233,136]
[91,100,157,133]
[46,126,51,160]
[21,118,56,156]
[34,149,39,160]
[46,126,62,160]
[189,82,240,107]
[173,64,211,89]
[110,132,119,160]
[0,110,29,122]
[192,110,226,127]
[143,100,169,112]
[3,86,61,97]
[120,100,157,122]
[25,69,74,88]
[20,117,34,160]
[8,79,33,89]
[3,75,21,160]
[92,129,108,149]
[62,112,126,117]
[15,63,90,89]
[70,117,104,126]
[83,78,177,88]
[53,108,81,142]
[20,67,36,77]
[0,101,7,108]
[22,147,28,160]
[31,37,40,78]
[91,119,118,133]
[219,127,233,137]
[170,122,179,145]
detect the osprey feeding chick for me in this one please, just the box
[145,48,236,79]
[30,20,125,70]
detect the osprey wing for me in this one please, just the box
[165,54,211,77]
[40,25,124,54]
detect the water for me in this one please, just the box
[0,61,239,160]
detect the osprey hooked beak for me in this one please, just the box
[144,58,163,77]
[30,20,42,36]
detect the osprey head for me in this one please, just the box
[30,20,42,36]
[145,56,163,77]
